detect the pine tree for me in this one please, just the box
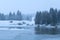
[16,10,22,20]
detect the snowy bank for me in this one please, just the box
[0,20,35,28]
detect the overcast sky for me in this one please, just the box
[0,0,60,14]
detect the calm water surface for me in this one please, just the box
[0,26,60,40]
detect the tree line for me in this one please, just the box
[35,8,60,26]
[0,10,22,20]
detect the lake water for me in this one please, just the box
[0,26,60,40]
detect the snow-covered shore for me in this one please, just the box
[0,20,35,28]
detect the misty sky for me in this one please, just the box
[0,0,60,14]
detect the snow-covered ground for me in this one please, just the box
[0,20,35,28]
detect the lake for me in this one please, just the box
[0,26,60,40]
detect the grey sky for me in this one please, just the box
[0,0,60,14]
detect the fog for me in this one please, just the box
[0,0,60,14]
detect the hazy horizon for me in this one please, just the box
[0,0,60,14]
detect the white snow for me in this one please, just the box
[46,24,55,28]
[0,20,35,28]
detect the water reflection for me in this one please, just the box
[35,25,41,34]
[35,25,58,34]
[0,26,60,40]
